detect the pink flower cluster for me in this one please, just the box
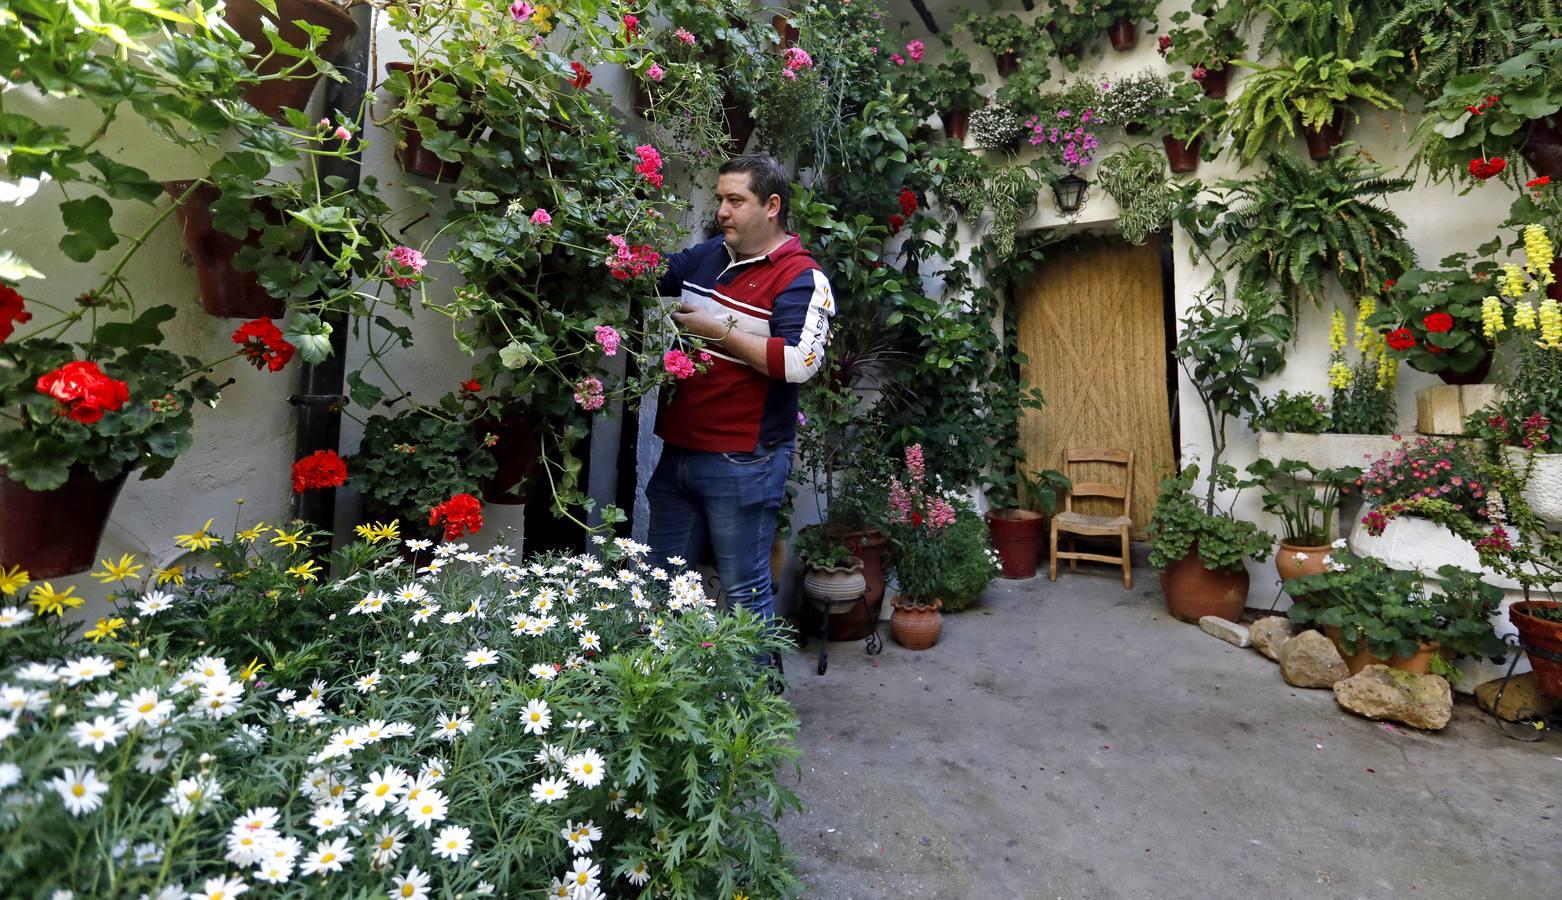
[594,325,621,356]
[384,245,427,288]
[634,144,664,189]
[886,444,955,531]
[647,62,665,82]
[781,46,812,81]
[906,40,925,63]
[673,28,696,46]
[530,208,552,226]
[1519,412,1552,449]
[1475,524,1513,555]
[606,234,661,280]
[905,443,925,482]
[663,349,696,379]
[574,375,605,411]
[509,1,532,23]
[1357,436,1489,535]
[1025,109,1100,171]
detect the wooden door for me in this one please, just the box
[1013,237,1174,539]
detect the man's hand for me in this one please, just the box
[671,302,733,341]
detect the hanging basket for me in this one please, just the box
[1162,135,1202,174]
[163,181,287,319]
[1,466,129,578]
[1106,17,1137,51]
[224,0,358,118]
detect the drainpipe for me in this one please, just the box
[289,5,374,530]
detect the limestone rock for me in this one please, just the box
[1199,616,1251,648]
[1334,665,1453,731]
[1474,673,1562,722]
[1250,616,1293,661]
[1279,630,1349,688]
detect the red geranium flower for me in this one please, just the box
[232,317,296,372]
[887,213,905,233]
[429,492,483,541]
[1386,327,1417,351]
[1382,279,1396,291]
[291,449,347,493]
[460,379,482,394]
[1468,157,1507,180]
[569,61,592,89]
[1423,312,1455,333]
[1528,175,1551,191]
[36,360,129,424]
[897,187,918,217]
[1,284,33,342]
[1156,35,1171,57]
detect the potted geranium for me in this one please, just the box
[345,406,498,539]
[1041,0,1106,70]
[926,47,987,141]
[1286,551,1509,681]
[1074,0,1159,53]
[1368,253,1502,384]
[795,525,868,623]
[1160,0,1247,98]
[958,11,1034,77]
[1153,73,1225,173]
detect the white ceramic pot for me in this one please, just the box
[1256,432,1405,472]
[802,559,867,613]
[1502,448,1562,532]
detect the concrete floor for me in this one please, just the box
[775,558,1561,900]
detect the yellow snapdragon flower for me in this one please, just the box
[1328,309,1347,352]
[1502,263,1529,298]
[1540,297,1562,348]
[1481,295,1507,340]
[1524,224,1556,283]
[1328,361,1353,389]
[1354,297,1378,352]
[1375,350,1397,389]
[1514,300,1538,330]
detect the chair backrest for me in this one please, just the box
[1062,447,1134,518]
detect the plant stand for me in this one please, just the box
[806,591,882,675]
[1481,647,1561,742]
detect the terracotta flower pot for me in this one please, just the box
[772,13,800,49]
[1162,135,1202,174]
[384,62,480,183]
[986,509,1045,579]
[1510,601,1562,700]
[1198,65,1230,98]
[943,107,970,142]
[1324,626,1441,676]
[843,529,889,621]
[473,412,542,505]
[891,596,943,650]
[994,51,1020,78]
[1302,109,1348,161]
[1,466,129,578]
[224,0,358,118]
[1275,540,1333,583]
[1107,16,1137,51]
[1435,351,1493,386]
[1160,550,1249,624]
[163,181,287,319]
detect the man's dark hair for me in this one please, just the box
[719,154,790,229]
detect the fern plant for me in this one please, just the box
[1372,0,1562,97]
[1219,49,1403,164]
[1194,151,1416,314]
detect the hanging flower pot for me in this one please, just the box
[994,51,1020,78]
[890,596,943,650]
[1435,350,1493,386]
[1197,65,1230,98]
[1162,134,1202,173]
[0,466,129,578]
[1510,601,1562,700]
[771,13,800,49]
[384,62,480,183]
[1521,114,1562,182]
[1301,109,1348,161]
[1106,16,1137,51]
[163,181,286,319]
[472,411,542,505]
[942,107,970,142]
[224,0,358,118]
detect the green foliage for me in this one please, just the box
[936,513,1002,612]
[1164,0,1249,70]
[1147,465,1274,570]
[1095,143,1200,246]
[1245,458,1358,545]
[1152,72,1228,144]
[1285,551,1509,675]
[958,9,1035,56]
[1221,50,1404,164]
[793,525,857,569]
[346,409,498,531]
[1019,468,1074,516]
[1252,390,1332,434]
[925,46,988,112]
[1371,0,1561,98]
[1368,252,1500,377]
[1192,152,1415,314]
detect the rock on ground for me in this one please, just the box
[1250,616,1293,661]
[1474,673,1562,722]
[1279,629,1349,688]
[1334,664,1453,731]
[1199,616,1251,647]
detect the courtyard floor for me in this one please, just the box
[775,555,1561,899]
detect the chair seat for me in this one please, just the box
[1054,511,1132,533]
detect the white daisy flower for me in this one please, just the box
[299,837,353,875]
[135,737,181,774]
[198,676,243,720]
[356,765,410,815]
[370,827,405,866]
[565,857,601,894]
[384,721,416,738]
[0,606,35,627]
[578,631,601,653]
[564,749,605,788]
[546,878,572,898]
[626,860,651,886]
[438,611,464,625]
[432,824,472,860]
[224,827,276,867]
[276,688,297,702]
[521,698,551,735]
[87,689,117,709]
[2,685,49,715]
[135,590,176,616]
[60,656,114,686]
[15,662,59,683]
[411,605,435,624]
[49,766,109,815]
[132,841,163,865]
[190,656,230,684]
[434,713,472,741]
[528,663,559,681]
[624,801,645,820]
[462,647,498,669]
[390,865,431,900]
[534,743,566,767]
[398,787,447,829]
[418,757,447,782]
[309,803,349,834]
[118,687,174,730]
[164,774,223,816]
[563,717,595,732]
[287,696,324,724]
[71,715,125,752]
[399,650,422,665]
[403,539,432,552]
[190,875,248,900]
[361,720,389,744]
[354,670,382,694]
[308,678,327,699]
[531,777,569,804]
[254,860,292,885]
[0,762,23,789]
[350,591,390,615]
[560,819,601,855]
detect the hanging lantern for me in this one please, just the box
[1052,173,1089,215]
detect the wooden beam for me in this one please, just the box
[908,0,939,34]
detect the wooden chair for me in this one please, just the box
[1049,448,1135,589]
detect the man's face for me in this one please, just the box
[715,171,777,253]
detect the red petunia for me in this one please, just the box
[1,284,33,342]
[1468,157,1507,180]
[36,360,129,424]
[291,449,346,493]
[569,61,592,89]
[1423,311,1455,333]
[1386,327,1417,351]
[897,187,918,217]
[429,492,483,541]
[232,317,296,372]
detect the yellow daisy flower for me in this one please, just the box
[84,616,126,643]
[154,565,185,586]
[236,522,268,543]
[0,565,30,596]
[271,528,309,553]
[174,519,219,552]
[286,559,322,582]
[27,582,84,617]
[91,553,144,584]
[239,657,266,682]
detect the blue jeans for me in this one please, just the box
[645,441,794,622]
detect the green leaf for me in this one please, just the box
[95,305,177,348]
[346,371,385,409]
[86,153,163,203]
[59,196,119,261]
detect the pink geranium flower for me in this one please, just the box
[647,62,665,82]
[783,47,813,70]
[530,208,552,226]
[663,349,696,379]
[906,40,925,63]
[673,28,696,46]
[594,325,621,356]
[890,53,905,66]
[623,14,639,36]
[509,1,532,22]
[384,246,427,288]
[574,376,606,411]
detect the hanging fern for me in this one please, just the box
[1372,0,1562,97]
[1096,143,1198,246]
[1198,151,1416,315]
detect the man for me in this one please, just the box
[646,153,834,645]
